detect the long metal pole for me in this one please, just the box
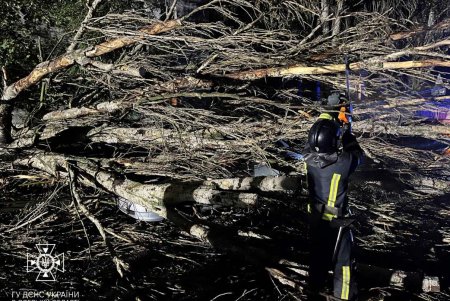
[345,55,353,132]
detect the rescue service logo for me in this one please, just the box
[26,243,65,282]
[10,245,79,301]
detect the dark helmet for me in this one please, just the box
[308,119,340,153]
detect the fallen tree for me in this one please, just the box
[1,19,182,102]
[0,1,449,299]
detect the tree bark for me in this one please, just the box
[225,60,450,81]
[14,152,264,216]
[353,121,450,139]
[390,17,450,41]
[85,126,252,150]
[268,262,440,293]
[320,0,330,35]
[41,90,232,123]
[205,175,301,192]
[331,0,344,46]
[84,19,181,57]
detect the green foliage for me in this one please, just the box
[0,0,86,79]
[0,0,157,81]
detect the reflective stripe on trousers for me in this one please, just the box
[341,265,350,300]
[333,228,357,300]
[323,173,341,221]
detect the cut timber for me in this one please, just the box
[265,267,304,291]
[225,60,450,81]
[276,260,440,293]
[1,19,181,101]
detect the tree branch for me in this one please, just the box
[1,19,182,101]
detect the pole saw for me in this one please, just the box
[343,54,353,132]
[332,54,354,263]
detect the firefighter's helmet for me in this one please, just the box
[308,119,340,153]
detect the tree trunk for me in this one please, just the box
[331,0,344,46]
[225,60,450,81]
[13,152,275,217]
[320,0,330,35]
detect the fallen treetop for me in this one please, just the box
[1,19,182,101]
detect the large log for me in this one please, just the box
[14,152,260,218]
[38,117,450,151]
[225,59,450,81]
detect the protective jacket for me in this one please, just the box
[304,131,363,220]
[303,130,363,301]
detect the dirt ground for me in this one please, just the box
[0,151,449,301]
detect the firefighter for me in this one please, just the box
[303,118,364,300]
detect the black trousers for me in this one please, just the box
[308,219,357,300]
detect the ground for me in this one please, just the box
[0,152,449,301]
